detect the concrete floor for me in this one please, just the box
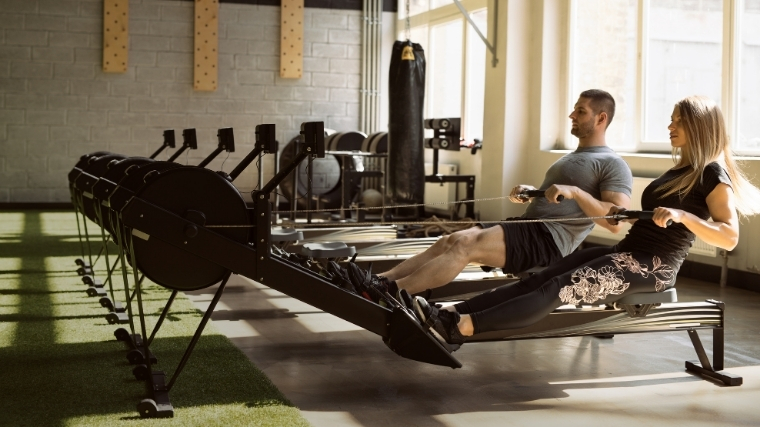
[187,276,760,427]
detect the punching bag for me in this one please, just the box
[388,40,425,216]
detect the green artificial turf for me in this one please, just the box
[0,210,311,427]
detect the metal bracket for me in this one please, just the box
[453,0,498,67]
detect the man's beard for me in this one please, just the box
[570,120,594,139]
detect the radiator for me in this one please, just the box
[585,177,718,257]
[424,163,458,216]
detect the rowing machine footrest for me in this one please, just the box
[615,288,677,305]
[271,228,304,242]
[301,242,356,258]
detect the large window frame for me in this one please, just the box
[567,0,759,155]
[398,0,488,143]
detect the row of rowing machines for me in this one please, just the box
[69,121,740,418]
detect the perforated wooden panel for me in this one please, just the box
[103,0,128,73]
[194,0,219,91]
[280,0,304,79]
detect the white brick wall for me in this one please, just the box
[0,0,362,202]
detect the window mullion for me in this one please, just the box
[636,0,648,151]
[723,0,740,149]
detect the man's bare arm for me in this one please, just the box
[545,185,631,233]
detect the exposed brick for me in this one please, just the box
[87,96,127,111]
[10,126,49,141]
[146,113,188,128]
[347,45,362,59]
[222,114,260,129]
[136,67,175,82]
[131,21,151,36]
[132,127,170,145]
[0,171,27,188]
[167,98,207,112]
[2,1,36,14]
[238,70,274,86]
[29,172,66,188]
[294,87,329,101]
[330,88,359,103]
[47,95,88,110]
[312,14,347,29]
[244,100,276,114]
[6,156,46,172]
[227,24,264,40]
[248,41,278,56]
[32,47,75,63]
[265,86,293,100]
[346,102,359,117]
[257,56,280,71]
[79,0,102,18]
[131,3,162,20]
[347,74,361,89]
[157,52,191,68]
[26,15,68,31]
[74,48,100,64]
[54,64,95,80]
[184,114,223,129]
[11,62,52,79]
[348,14,362,31]
[67,18,100,33]
[228,85,265,100]
[220,39,248,55]
[0,61,8,78]
[92,126,132,142]
[48,32,89,48]
[261,26,280,42]
[312,102,346,117]
[130,51,157,66]
[0,78,27,93]
[329,29,362,45]
[0,14,24,31]
[325,116,359,131]
[0,110,25,124]
[170,37,194,53]
[207,99,246,113]
[51,126,90,142]
[48,155,79,171]
[28,79,69,94]
[276,100,311,115]
[39,0,80,16]
[149,82,192,98]
[330,58,361,74]
[312,72,346,88]
[304,28,329,44]
[274,73,312,87]
[149,21,192,38]
[235,54,257,69]
[0,46,32,61]
[312,43,347,58]
[304,57,330,72]
[108,112,146,126]
[132,35,172,52]
[160,4,193,22]
[26,110,66,125]
[67,111,108,126]
[130,97,167,112]
[6,94,46,109]
[11,189,59,202]
[111,81,150,97]
[236,7,280,26]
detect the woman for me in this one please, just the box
[414,95,760,345]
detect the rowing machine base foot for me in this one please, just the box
[384,306,462,369]
[685,360,742,386]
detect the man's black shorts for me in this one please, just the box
[480,218,563,274]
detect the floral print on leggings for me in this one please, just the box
[558,252,675,305]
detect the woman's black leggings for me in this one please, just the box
[453,246,677,335]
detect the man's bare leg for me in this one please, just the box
[396,226,507,295]
[379,227,482,281]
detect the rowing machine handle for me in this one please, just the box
[622,210,673,226]
[521,190,564,202]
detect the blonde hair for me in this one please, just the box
[656,95,760,216]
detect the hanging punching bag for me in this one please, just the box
[388,40,425,217]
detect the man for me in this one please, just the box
[336,89,632,304]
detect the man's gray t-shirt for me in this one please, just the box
[523,146,632,256]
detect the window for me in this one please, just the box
[569,0,760,155]
[398,0,488,142]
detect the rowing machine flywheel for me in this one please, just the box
[131,167,250,291]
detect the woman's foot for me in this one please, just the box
[413,297,466,346]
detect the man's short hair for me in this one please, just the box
[580,89,616,128]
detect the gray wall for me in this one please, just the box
[0,0,362,201]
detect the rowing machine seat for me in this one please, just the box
[614,288,677,305]
[301,242,356,258]
[271,228,304,242]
